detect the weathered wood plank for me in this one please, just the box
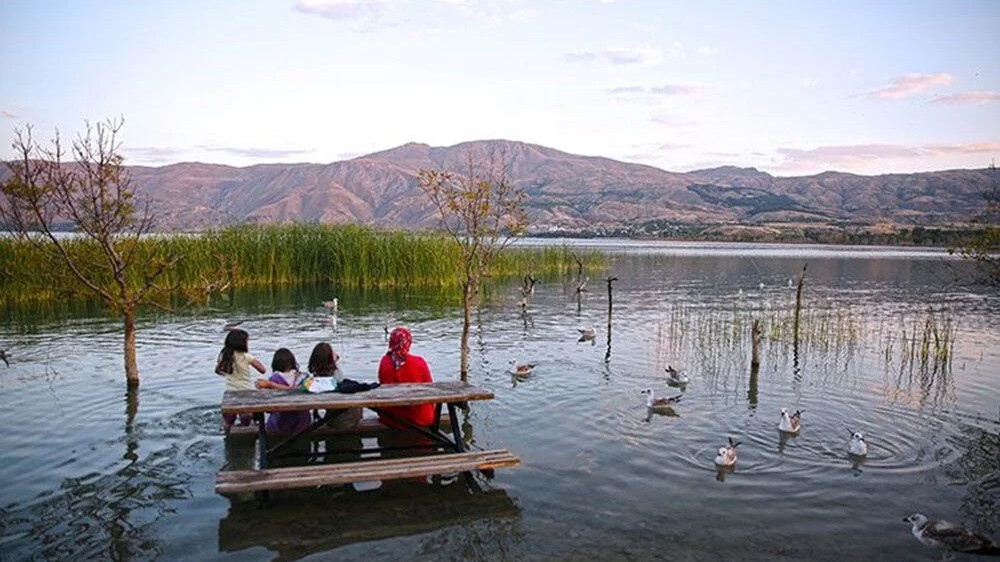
[227,414,452,438]
[221,381,493,415]
[215,449,520,494]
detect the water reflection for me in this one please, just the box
[218,477,522,561]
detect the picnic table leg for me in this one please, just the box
[446,403,465,453]
[254,412,269,503]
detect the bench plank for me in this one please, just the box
[216,449,520,494]
[227,414,451,438]
[222,381,493,415]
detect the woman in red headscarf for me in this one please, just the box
[377,326,435,428]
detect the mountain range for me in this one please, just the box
[129,140,994,233]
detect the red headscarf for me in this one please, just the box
[388,326,412,359]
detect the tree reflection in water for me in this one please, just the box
[0,392,194,562]
[945,420,1000,535]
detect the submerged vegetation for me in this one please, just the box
[0,223,603,307]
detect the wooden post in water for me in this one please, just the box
[793,263,808,346]
[748,319,761,408]
[605,276,618,362]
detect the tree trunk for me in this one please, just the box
[460,281,471,382]
[123,306,140,388]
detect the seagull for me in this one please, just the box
[788,278,795,289]
[758,282,765,290]
[578,326,596,342]
[641,388,682,412]
[779,408,803,434]
[902,513,1000,555]
[223,321,243,331]
[508,360,536,377]
[323,298,338,312]
[665,365,689,386]
[848,431,868,457]
[714,437,741,467]
[0,349,8,367]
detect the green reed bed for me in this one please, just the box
[0,224,604,306]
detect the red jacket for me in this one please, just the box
[377,353,435,428]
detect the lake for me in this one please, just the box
[1,240,997,561]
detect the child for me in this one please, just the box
[216,328,267,434]
[308,342,362,429]
[256,348,312,434]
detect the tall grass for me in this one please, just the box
[0,224,604,308]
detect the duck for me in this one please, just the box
[714,437,741,467]
[322,298,338,312]
[0,349,8,367]
[509,360,536,377]
[848,431,868,456]
[665,365,689,386]
[641,388,682,412]
[902,513,1000,555]
[778,408,803,434]
[578,326,596,341]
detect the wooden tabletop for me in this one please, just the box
[221,381,494,415]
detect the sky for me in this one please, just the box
[1,0,998,176]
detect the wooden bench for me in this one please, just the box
[227,413,452,438]
[216,449,520,494]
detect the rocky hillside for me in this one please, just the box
[125,140,995,232]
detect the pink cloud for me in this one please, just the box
[929,91,1000,104]
[868,73,954,99]
[775,141,1000,172]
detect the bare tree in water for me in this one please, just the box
[419,147,528,381]
[0,118,184,388]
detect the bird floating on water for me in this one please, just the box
[641,388,682,412]
[778,408,803,434]
[665,365,689,386]
[509,360,536,377]
[0,349,8,367]
[323,298,338,312]
[715,437,741,467]
[578,326,596,342]
[848,431,868,457]
[758,282,765,290]
[902,513,1000,555]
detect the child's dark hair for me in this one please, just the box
[271,348,298,373]
[216,329,249,375]
[308,342,338,376]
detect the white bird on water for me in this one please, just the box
[778,408,803,434]
[714,437,741,467]
[848,431,868,456]
[578,326,596,341]
[902,513,1000,555]
[509,360,536,377]
[640,388,682,412]
[665,365,689,386]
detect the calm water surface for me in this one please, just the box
[1,240,998,561]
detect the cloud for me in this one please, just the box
[294,0,387,22]
[800,78,819,90]
[774,141,1000,171]
[649,114,695,127]
[929,91,1000,105]
[126,146,190,162]
[565,47,661,66]
[868,73,954,99]
[696,45,718,57]
[198,145,315,159]
[1,110,17,119]
[650,84,701,95]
